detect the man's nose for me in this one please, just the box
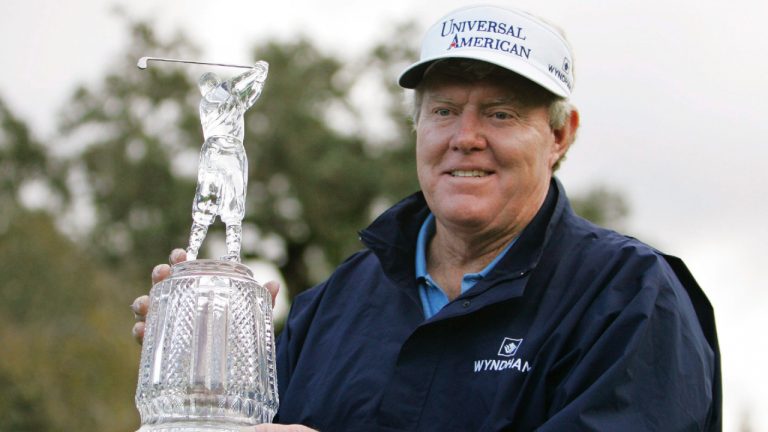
[450,113,487,153]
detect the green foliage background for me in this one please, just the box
[0,18,627,431]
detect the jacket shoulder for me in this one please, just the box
[558,211,667,268]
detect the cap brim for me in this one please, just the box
[398,51,569,98]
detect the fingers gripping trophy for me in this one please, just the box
[134,57,278,431]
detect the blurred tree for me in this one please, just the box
[0,371,51,431]
[0,98,67,229]
[241,33,422,296]
[570,185,630,230]
[58,20,423,298]
[0,98,60,432]
[361,21,422,198]
[58,19,202,280]
[0,211,139,431]
[0,96,138,431]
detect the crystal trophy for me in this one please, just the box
[135,57,278,431]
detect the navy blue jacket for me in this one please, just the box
[275,179,721,431]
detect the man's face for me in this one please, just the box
[416,73,569,238]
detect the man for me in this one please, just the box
[134,5,720,431]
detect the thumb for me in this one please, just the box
[264,280,280,309]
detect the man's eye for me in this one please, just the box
[492,112,513,120]
[435,108,451,116]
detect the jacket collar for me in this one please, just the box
[359,177,572,291]
[359,191,429,285]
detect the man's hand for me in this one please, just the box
[131,248,281,345]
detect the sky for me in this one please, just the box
[2,0,766,430]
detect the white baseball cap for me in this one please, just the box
[398,5,575,98]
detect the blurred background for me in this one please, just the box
[1,0,764,430]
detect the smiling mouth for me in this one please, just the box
[450,170,490,177]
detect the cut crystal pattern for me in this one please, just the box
[136,260,278,430]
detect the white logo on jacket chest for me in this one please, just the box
[498,337,522,357]
[473,337,532,374]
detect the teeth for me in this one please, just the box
[451,170,488,177]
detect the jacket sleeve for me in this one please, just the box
[536,257,718,432]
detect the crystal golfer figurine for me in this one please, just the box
[138,56,268,262]
[188,61,269,262]
[135,57,278,431]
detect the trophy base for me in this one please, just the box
[135,259,279,431]
[138,421,258,432]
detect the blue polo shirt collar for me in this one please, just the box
[415,213,517,318]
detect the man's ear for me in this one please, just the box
[550,108,580,168]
